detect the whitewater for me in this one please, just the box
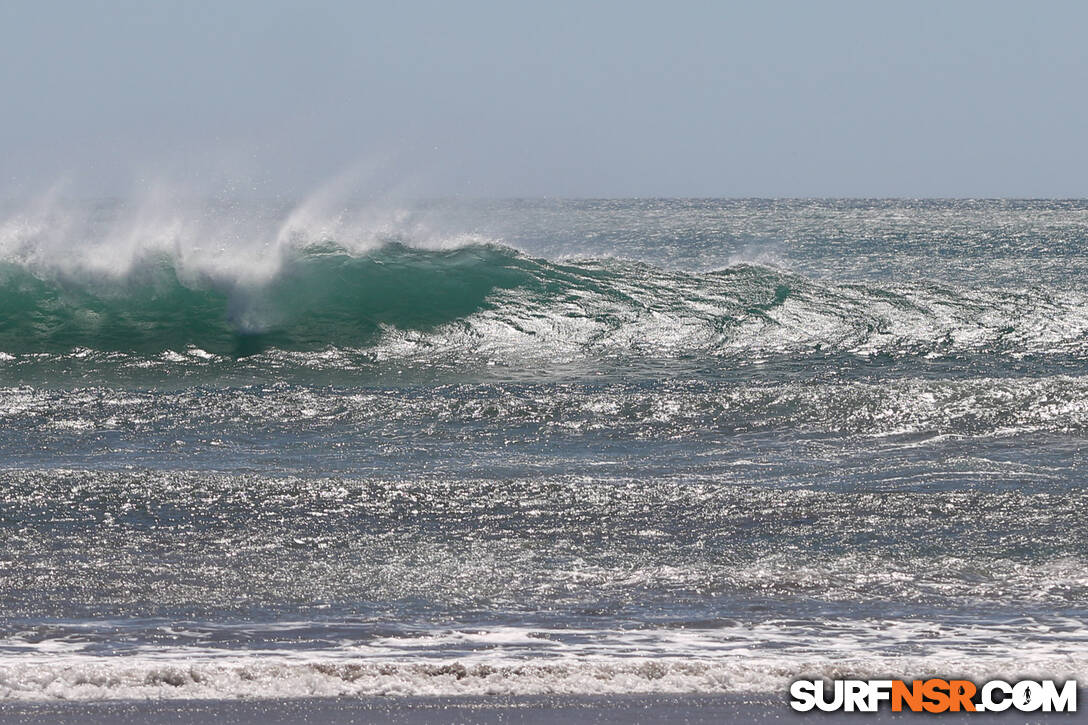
[1,198,1086,700]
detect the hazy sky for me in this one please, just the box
[2,1,1086,198]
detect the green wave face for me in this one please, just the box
[3,238,1086,367]
[0,243,535,355]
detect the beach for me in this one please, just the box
[2,199,1086,715]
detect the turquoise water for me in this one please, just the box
[0,199,1086,698]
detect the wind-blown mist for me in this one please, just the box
[4,195,1088,379]
[1,196,1087,700]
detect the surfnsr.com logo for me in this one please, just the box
[790,679,1077,713]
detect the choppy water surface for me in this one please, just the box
[1,199,1086,699]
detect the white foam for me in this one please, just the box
[1,620,1085,701]
[0,182,499,337]
[0,651,1083,701]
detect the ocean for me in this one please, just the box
[0,198,1085,700]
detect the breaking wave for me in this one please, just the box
[3,239,1088,363]
[2,616,1086,700]
[1,650,1084,701]
[0,242,529,355]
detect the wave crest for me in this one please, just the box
[0,242,529,354]
[3,237,1088,364]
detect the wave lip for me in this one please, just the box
[0,242,530,355]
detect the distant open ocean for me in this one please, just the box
[0,198,1085,700]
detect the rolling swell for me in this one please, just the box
[1,240,1087,364]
